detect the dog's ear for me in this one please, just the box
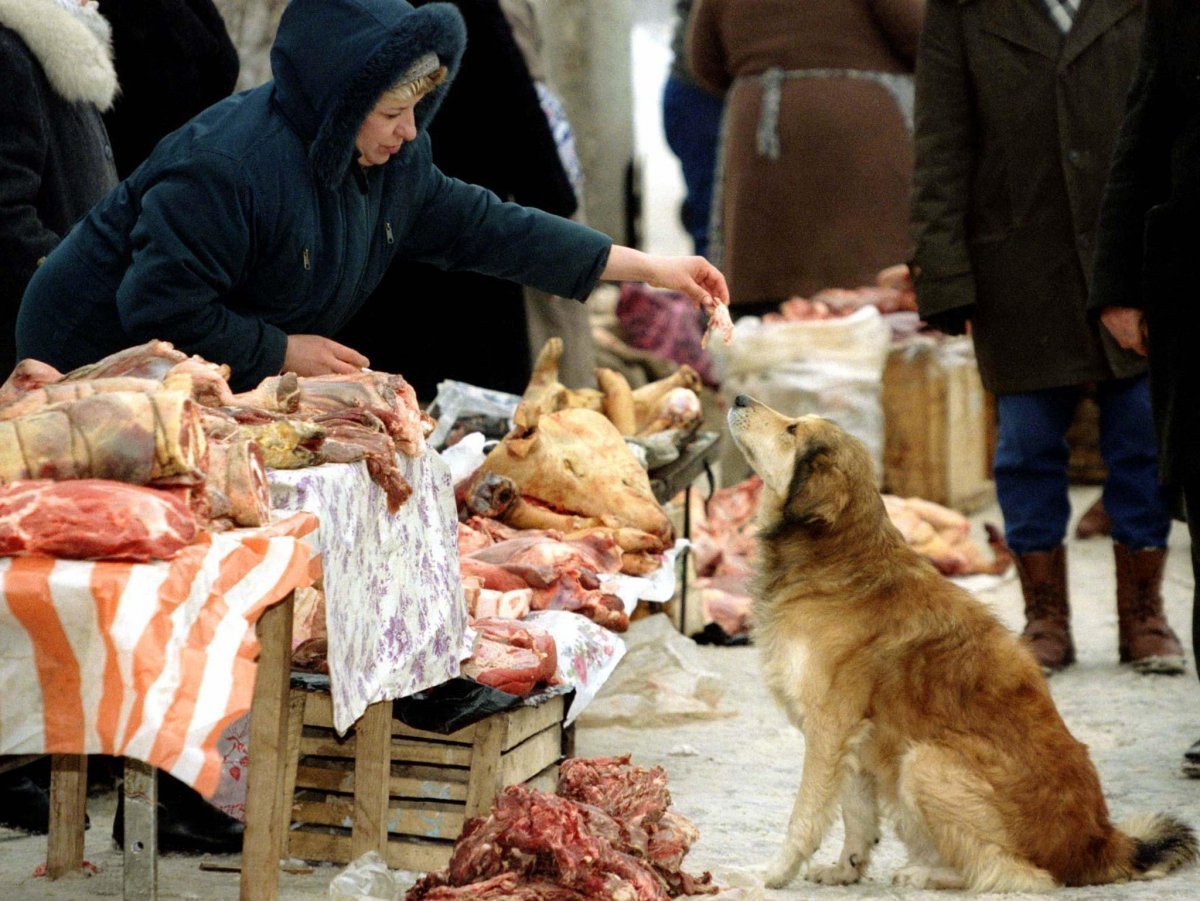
[782,442,850,528]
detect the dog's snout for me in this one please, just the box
[733,395,752,408]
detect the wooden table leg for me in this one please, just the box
[46,754,88,879]
[239,591,294,901]
[350,699,392,860]
[123,757,157,900]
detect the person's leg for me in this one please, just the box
[662,76,723,258]
[994,387,1080,670]
[1096,376,1184,673]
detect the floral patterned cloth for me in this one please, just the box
[270,453,467,734]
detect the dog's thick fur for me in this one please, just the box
[727,397,1197,891]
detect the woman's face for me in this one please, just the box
[355,94,425,167]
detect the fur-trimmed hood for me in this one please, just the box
[0,0,117,110]
[271,0,466,186]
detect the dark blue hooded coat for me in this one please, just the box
[16,0,611,390]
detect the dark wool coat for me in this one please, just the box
[0,0,119,380]
[910,0,1147,395]
[337,0,579,399]
[688,0,924,306]
[101,0,240,178]
[1090,0,1200,505]
[17,0,611,392]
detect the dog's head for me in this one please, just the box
[727,395,877,532]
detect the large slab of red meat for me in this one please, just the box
[0,479,198,562]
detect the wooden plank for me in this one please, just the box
[499,727,564,788]
[123,757,158,900]
[298,735,355,758]
[350,700,391,860]
[390,737,473,768]
[288,830,454,872]
[278,689,308,843]
[294,761,470,802]
[46,754,87,879]
[500,697,564,751]
[293,796,465,841]
[462,713,506,820]
[294,763,355,794]
[239,592,294,901]
[391,717,477,744]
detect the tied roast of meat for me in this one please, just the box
[406,756,716,900]
[0,388,206,487]
[0,479,197,562]
[459,617,559,696]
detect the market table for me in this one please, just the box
[0,512,318,898]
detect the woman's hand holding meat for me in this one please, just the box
[602,245,733,345]
[283,334,371,378]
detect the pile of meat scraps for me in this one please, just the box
[406,755,717,900]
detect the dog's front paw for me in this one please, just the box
[807,861,862,886]
[762,851,804,888]
[892,865,965,890]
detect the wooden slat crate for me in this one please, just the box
[882,339,996,513]
[285,688,571,871]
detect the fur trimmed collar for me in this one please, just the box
[0,0,117,110]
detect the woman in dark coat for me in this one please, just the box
[336,0,580,400]
[1090,0,1200,775]
[17,0,729,394]
[910,0,1182,675]
[101,0,240,178]
[0,0,118,382]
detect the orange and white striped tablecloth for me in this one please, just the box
[0,512,318,798]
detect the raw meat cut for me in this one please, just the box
[0,359,64,406]
[58,340,189,381]
[204,439,272,528]
[459,618,557,696]
[407,756,717,900]
[0,389,206,486]
[0,479,197,561]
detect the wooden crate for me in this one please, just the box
[286,689,571,871]
[882,340,995,513]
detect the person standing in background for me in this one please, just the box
[911,0,1183,675]
[100,0,240,179]
[662,0,723,259]
[0,0,118,383]
[0,0,118,832]
[1090,0,1200,774]
[688,0,923,315]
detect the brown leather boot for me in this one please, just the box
[1014,546,1075,672]
[1114,544,1186,675]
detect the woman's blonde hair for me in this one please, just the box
[380,66,448,104]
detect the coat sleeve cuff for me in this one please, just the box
[912,268,976,318]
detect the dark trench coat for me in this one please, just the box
[910,0,1148,394]
[1090,0,1200,506]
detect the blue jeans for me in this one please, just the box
[994,377,1171,554]
[662,76,723,258]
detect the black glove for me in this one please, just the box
[922,306,974,336]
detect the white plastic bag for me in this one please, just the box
[327,851,404,900]
[711,306,891,481]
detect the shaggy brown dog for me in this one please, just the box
[726,395,1197,891]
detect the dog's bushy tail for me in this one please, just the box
[1115,813,1199,881]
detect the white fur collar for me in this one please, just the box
[0,0,117,110]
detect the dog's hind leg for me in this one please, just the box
[807,770,879,885]
[895,744,1058,893]
[763,718,869,888]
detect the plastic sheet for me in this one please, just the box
[327,851,404,901]
[427,380,521,450]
